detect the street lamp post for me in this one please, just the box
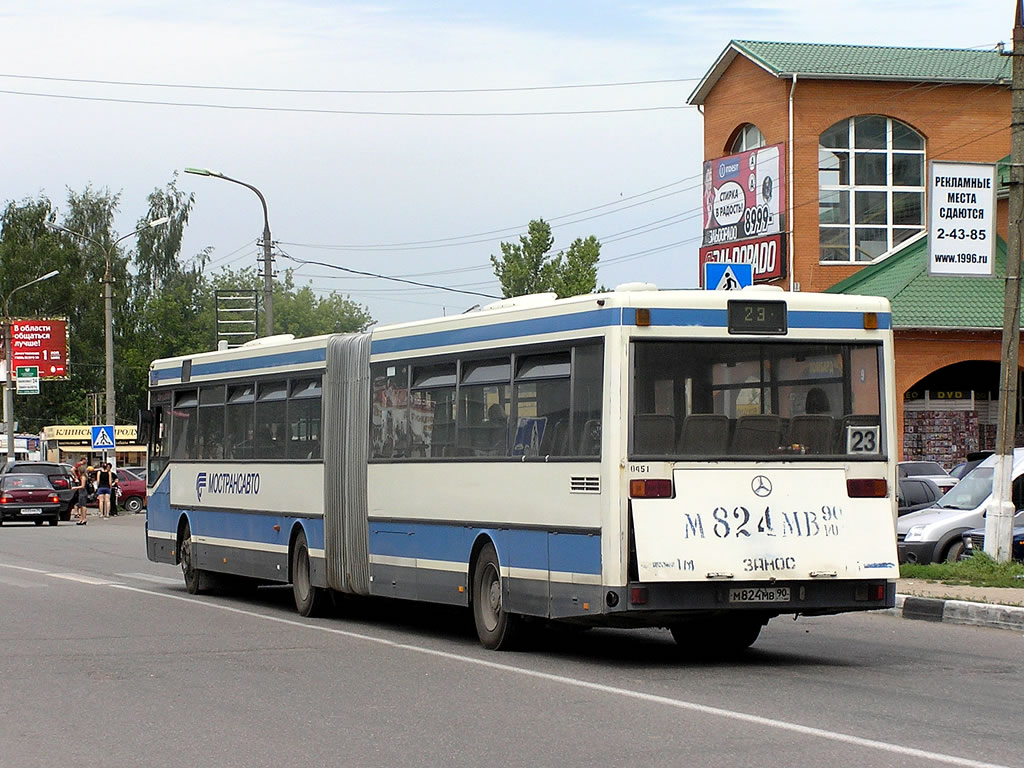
[185,167,274,337]
[51,218,170,442]
[4,270,59,463]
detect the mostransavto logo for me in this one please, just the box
[197,471,261,501]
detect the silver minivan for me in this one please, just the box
[897,449,1024,564]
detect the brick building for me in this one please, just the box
[688,41,1015,465]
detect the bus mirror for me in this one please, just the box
[136,409,154,445]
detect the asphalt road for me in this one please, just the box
[1,514,1022,768]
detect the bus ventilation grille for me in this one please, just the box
[570,476,601,494]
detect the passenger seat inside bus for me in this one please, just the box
[677,413,730,455]
[786,415,836,454]
[730,415,786,455]
[633,414,676,454]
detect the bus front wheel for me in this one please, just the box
[291,530,325,617]
[471,542,519,650]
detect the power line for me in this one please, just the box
[277,248,500,299]
[0,72,699,94]
[0,87,691,117]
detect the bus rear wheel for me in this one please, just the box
[472,542,519,650]
[291,530,325,617]
[180,522,208,595]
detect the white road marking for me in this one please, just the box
[48,573,119,586]
[0,563,49,574]
[115,572,183,586]
[107,582,1010,768]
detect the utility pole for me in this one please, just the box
[987,0,1024,562]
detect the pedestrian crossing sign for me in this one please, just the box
[704,262,753,291]
[91,425,116,450]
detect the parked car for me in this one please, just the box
[961,525,1024,561]
[897,476,942,516]
[897,450,1024,564]
[0,461,76,521]
[85,468,147,513]
[950,451,994,480]
[898,460,958,494]
[0,473,63,525]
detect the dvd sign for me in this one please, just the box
[699,234,786,285]
[703,143,786,247]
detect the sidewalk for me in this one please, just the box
[891,579,1024,631]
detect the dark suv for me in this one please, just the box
[0,462,76,521]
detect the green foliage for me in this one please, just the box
[490,218,601,299]
[901,551,1024,588]
[209,266,373,338]
[0,181,374,434]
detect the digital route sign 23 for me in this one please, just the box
[11,318,69,379]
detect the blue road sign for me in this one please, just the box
[91,425,116,450]
[704,262,754,290]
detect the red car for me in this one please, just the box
[85,468,147,514]
[0,473,62,525]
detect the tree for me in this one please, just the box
[207,266,372,338]
[490,218,601,299]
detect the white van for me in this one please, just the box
[897,449,1024,564]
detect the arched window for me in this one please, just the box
[819,116,925,263]
[729,124,765,153]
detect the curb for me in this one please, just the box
[886,594,1024,632]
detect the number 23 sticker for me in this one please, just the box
[846,425,879,454]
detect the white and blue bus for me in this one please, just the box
[142,285,899,651]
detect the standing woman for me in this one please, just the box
[95,462,114,519]
[73,462,88,525]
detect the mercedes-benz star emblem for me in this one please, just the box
[751,475,772,497]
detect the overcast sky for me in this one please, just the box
[1,1,1014,326]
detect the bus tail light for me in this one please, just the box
[847,478,887,498]
[630,587,648,605]
[630,479,673,498]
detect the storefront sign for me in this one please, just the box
[10,318,69,379]
[928,161,995,277]
[699,234,786,284]
[702,143,786,247]
[42,425,137,442]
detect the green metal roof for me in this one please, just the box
[825,235,1020,329]
[689,40,1010,105]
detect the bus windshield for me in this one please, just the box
[631,340,884,460]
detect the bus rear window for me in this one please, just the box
[631,341,884,460]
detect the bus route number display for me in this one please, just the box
[727,300,787,335]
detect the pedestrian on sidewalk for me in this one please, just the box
[72,460,88,525]
[95,462,116,519]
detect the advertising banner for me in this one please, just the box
[703,143,786,247]
[928,161,995,277]
[699,233,786,285]
[10,318,69,379]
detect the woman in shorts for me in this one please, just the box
[95,462,116,519]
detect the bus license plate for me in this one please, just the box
[729,587,790,603]
[21,508,42,515]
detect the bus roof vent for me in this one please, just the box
[481,293,558,311]
[241,334,296,347]
[614,282,658,292]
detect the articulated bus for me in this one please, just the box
[142,284,899,651]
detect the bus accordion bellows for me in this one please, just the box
[141,285,899,652]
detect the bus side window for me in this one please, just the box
[572,344,603,457]
[1012,475,1024,510]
